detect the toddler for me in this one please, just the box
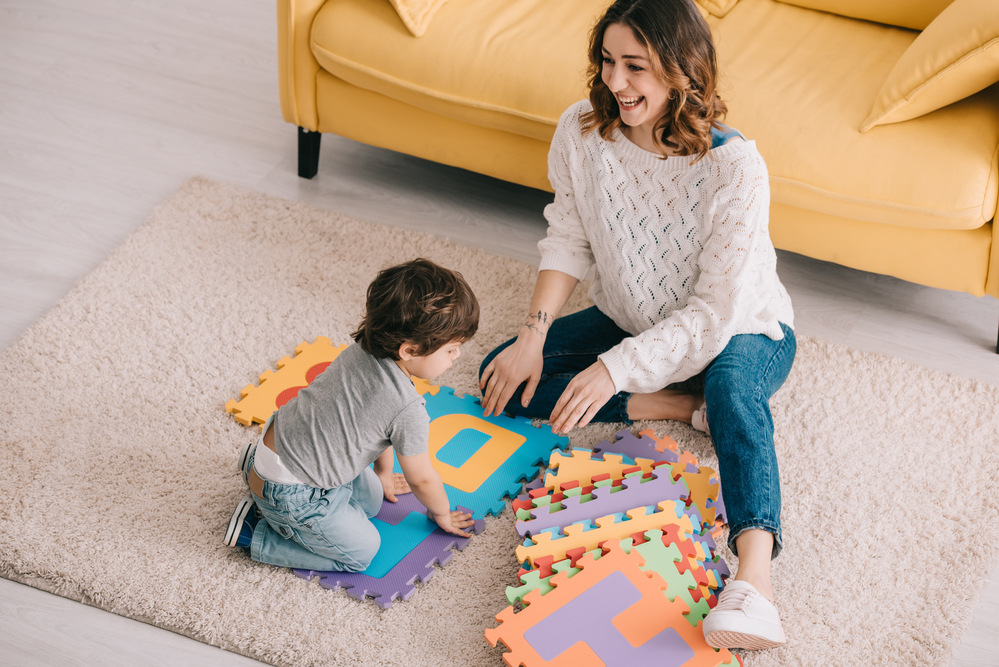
[224,258,479,573]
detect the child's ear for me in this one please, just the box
[397,342,417,360]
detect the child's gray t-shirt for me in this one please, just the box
[272,343,430,489]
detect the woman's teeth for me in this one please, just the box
[618,96,643,109]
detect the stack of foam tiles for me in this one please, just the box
[486,429,742,667]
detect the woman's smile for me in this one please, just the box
[617,94,644,110]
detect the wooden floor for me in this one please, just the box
[1,0,997,664]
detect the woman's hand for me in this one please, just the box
[480,270,579,418]
[479,332,544,417]
[549,360,616,434]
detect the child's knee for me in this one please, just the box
[354,468,384,517]
[348,525,381,571]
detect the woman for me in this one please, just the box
[479,0,796,650]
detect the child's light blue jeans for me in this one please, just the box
[479,305,796,559]
[247,447,383,572]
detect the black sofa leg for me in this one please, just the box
[298,127,321,179]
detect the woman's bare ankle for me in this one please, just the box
[627,390,702,422]
[733,529,776,600]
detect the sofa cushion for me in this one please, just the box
[774,0,954,31]
[712,0,999,230]
[695,0,741,19]
[311,0,603,143]
[861,0,999,132]
[387,0,451,37]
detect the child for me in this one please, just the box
[224,258,479,573]
[478,0,795,651]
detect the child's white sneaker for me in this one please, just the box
[702,580,786,650]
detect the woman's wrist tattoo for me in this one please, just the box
[523,310,551,339]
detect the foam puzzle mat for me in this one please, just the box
[515,429,727,541]
[488,428,734,665]
[486,540,740,667]
[227,339,570,607]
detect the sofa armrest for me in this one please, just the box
[277,0,328,130]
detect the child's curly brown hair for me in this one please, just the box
[352,258,479,360]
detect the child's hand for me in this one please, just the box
[428,509,475,538]
[377,471,412,502]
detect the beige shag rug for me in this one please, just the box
[2,177,998,667]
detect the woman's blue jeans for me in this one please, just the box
[246,448,383,572]
[479,306,796,558]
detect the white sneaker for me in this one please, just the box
[691,402,710,435]
[702,580,787,650]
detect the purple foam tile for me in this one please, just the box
[690,525,717,553]
[590,429,661,464]
[656,448,681,464]
[375,491,428,525]
[703,555,731,582]
[708,484,727,525]
[294,503,485,608]
[523,570,695,665]
[589,429,683,465]
[523,477,545,492]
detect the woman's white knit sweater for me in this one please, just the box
[538,101,795,394]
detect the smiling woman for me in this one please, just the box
[477,0,797,652]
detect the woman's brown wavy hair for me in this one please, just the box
[581,0,728,162]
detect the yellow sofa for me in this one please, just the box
[278,0,999,323]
